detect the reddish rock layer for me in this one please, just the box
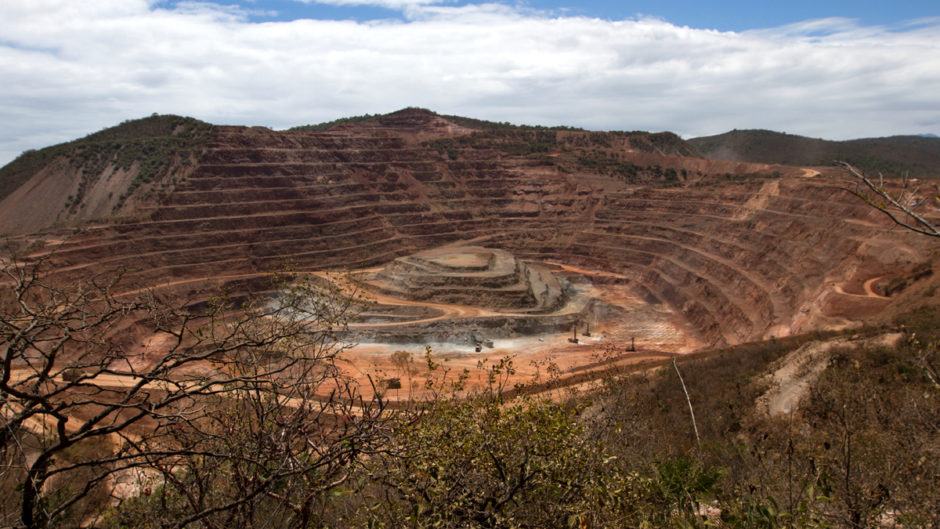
[13,111,933,347]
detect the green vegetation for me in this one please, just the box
[0,148,63,204]
[689,129,940,179]
[423,128,568,158]
[421,127,702,187]
[836,154,925,181]
[627,130,700,157]
[439,112,585,133]
[290,107,585,133]
[3,111,939,527]
[88,320,940,528]
[393,322,930,528]
[72,115,211,210]
[367,392,612,527]
[2,248,938,528]
[289,113,381,131]
[574,154,689,185]
[0,114,211,208]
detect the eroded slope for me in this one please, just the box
[4,109,935,354]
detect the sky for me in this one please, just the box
[1,1,939,167]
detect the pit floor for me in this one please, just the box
[337,265,700,400]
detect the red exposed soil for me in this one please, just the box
[5,108,937,393]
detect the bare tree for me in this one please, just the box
[1,249,387,529]
[839,161,940,238]
[839,161,940,394]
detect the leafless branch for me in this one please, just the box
[1,249,389,529]
[672,358,700,449]
[838,161,940,238]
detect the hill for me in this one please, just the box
[2,108,939,528]
[0,114,211,234]
[689,129,940,178]
[0,109,784,236]
[1,106,934,353]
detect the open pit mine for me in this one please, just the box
[2,108,937,393]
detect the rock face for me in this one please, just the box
[3,108,936,350]
[371,247,563,312]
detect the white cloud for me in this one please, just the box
[292,0,447,10]
[170,1,278,20]
[1,2,939,166]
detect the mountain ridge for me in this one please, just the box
[0,108,787,235]
[688,128,940,178]
[1,108,935,353]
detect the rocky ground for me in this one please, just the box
[4,108,938,394]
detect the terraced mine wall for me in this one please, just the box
[344,311,585,345]
[371,247,565,312]
[16,112,932,347]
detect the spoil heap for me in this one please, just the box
[370,247,563,312]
